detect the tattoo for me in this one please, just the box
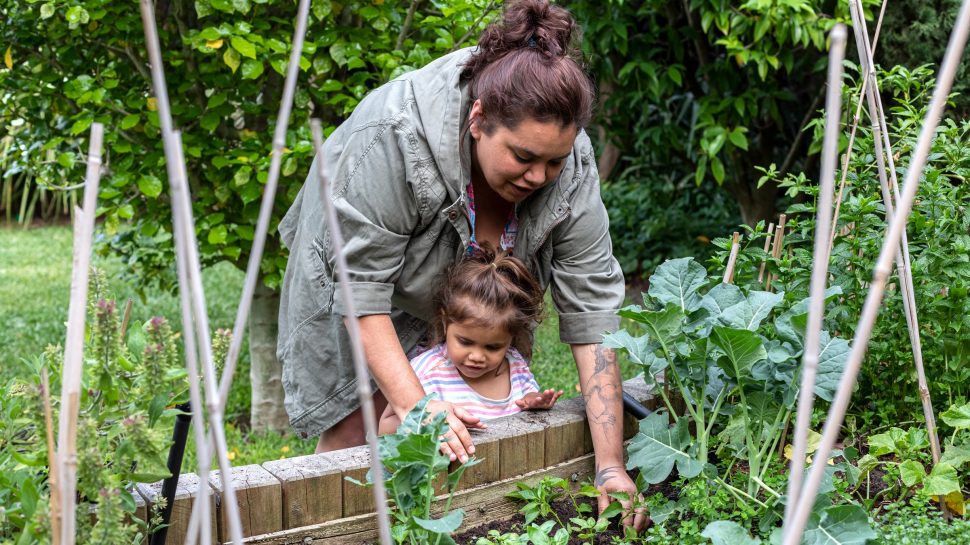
[582,381,619,431]
[592,345,616,376]
[594,464,623,487]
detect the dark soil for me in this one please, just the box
[453,479,678,545]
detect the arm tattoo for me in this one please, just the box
[583,345,621,432]
[592,344,616,376]
[594,464,623,487]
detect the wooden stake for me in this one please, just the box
[119,297,134,340]
[765,214,787,291]
[784,2,970,541]
[57,122,103,545]
[723,232,741,284]
[758,222,775,283]
[852,0,945,515]
[783,24,845,535]
[42,368,61,545]
[311,119,393,545]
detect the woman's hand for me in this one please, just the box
[595,464,649,532]
[426,399,486,463]
[515,389,564,410]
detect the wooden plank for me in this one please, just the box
[450,429,500,491]
[324,446,374,517]
[136,473,217,545]
[209,464,284,540]
[262,453,342,529]
[242,453,597,545]
[522,407,586,467]
[475,414,546,481]
[557,397,594,453]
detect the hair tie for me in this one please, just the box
[491,262,498,270]
[527,35,537,49]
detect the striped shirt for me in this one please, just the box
[412,343,540,420]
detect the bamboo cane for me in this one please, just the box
[169,132,215,545]
[757,222,775,282]
[42,368,61,545]
[57,122,103,545]
[217,0,312,407]
[828,0,891,256]
[138,2,244,543]
[782,24,846,535]
[765,214,786,291]
[723,232,741,284]
[120,297,134,340]
[310,119,393,545]
[783,2,970,543]
[853,1,944,475]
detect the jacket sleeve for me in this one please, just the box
[549,142,626,344]
[320,112,420,317]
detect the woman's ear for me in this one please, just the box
[469,99,484,140]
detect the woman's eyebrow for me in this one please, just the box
[513,145,571,161]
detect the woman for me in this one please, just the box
[277,0,643,528]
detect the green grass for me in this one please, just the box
[1,225,642,466]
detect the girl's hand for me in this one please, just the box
[516,389,564,410]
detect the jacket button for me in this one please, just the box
[448,210,458,220]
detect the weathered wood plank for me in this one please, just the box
[450,429,500,490]
[241,453,597,545]
[262,453,342,529]
[209,464,284,540]
[136,473,218,545]
[477,414,546,480]
[324,446,374,517]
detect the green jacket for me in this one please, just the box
[276,48,624,436]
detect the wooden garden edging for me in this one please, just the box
[134,377,656,544]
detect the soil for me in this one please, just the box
[453,478,678,545]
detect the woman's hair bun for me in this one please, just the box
[462,0,594,131]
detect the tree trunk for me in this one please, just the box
[727,178,780,226]
[249,277,289,432]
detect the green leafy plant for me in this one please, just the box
[605,257,849,500]
[350,395,480,545]
[0,270,189,543]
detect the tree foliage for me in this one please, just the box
[567,0,881,226]
[0,0,499,288]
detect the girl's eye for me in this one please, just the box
[486,345,504,351]
[513,153,531,164]
[457,337,474,346]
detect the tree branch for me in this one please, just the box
[396,0,421,51]
[105,44,152,83]
[450,1,498,53]
[778,85,825,178]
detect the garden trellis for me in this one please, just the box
[45,0,970,543]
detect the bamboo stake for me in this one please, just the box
[723,232,741,284]
[120,297,134,340]
[757,222,775,282]
[169,132,215,545]
[782,24,846,535]
[784,2,970,542]
[853,1,944,474]
[828,0,891,256]
[310,119,393,545]
[42,368,61,545]
[138,2,244,543]
[217,0,312,407]
[57,122,103,545]
[765,214,786,291]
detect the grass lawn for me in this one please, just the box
[2,225,641,466]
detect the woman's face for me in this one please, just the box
[469,100,578,203]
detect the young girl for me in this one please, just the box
[379,249,563,433]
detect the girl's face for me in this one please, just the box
[444,319,514,380]
[469,99,577,204]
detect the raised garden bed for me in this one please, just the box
[134,377,656,544]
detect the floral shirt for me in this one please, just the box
[466,181,518,254]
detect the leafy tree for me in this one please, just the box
[0,0,500,431]
[567,0,880,225]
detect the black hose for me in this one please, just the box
[622,391,652,420]
[150,402,192,545]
